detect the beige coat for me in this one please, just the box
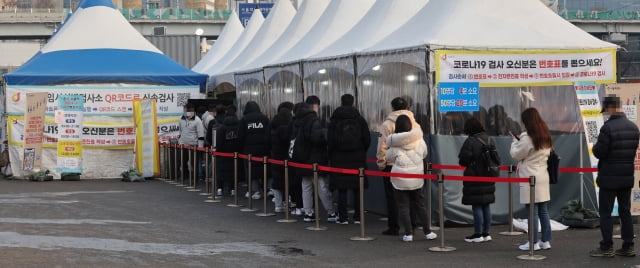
[376,110,421,170]
[385,127,427,190]
[509,132,551,204]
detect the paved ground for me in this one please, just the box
[0,178,638,268]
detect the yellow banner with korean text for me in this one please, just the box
[133,99,160,177]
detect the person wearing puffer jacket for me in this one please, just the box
[385,115,436,242]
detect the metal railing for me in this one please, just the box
[0,8,231,22]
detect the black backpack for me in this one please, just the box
[474,136,501,177]
[288,119,314,162]
[334,117,362,151]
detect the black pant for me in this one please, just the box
[599,187,634,250]
[383,168,399,231]
[338,189,360,221]
[395,188,431,236]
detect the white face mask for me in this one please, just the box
[185,112,194,118]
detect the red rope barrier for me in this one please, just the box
[560,167,598,173]
[250,156,264,162]
[238,154,249,160]
[364,170,438,180]
[366,158,377,163]
[213,152,235,158]
[445,175,529,183]
[267,159,285,166]
[196,147,207,152]
[317,165,360,175]
[431,164,466,170]
[288,162,314,170]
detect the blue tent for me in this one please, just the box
[4,0,207,90]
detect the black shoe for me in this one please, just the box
[615,247,636,257]
[336,217,349,225]
[464,234,484,243]
[590,248,615,257]
[382,229,399,236]
[303,214,315,222]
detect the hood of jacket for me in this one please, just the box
[330,105,360,121]
[294,103,316,125]
[384,110,417,125]
[243,101,261,115]
[271,110,292,129]
[386,127,424,150]
[223,115,239,126]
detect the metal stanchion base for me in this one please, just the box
[227,204,243,207]
[499,231,524,236]
[199,193,209,196]
[430,226,440,231]
[428,246,456,252]
[517,254,546,260]
[306,226,328,231]
[187,189,200,192]
[175,184,185,187]
[168,181,178,184]
[277,218,297,223]
[256,212,275,217]
[350,236,375,241]
[204,199,221,203]
[240,208,258,212]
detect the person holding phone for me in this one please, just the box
[509,108,552,251]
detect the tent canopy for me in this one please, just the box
[192,10,244,73]
[4,0,207,88]
[366,0,617,53]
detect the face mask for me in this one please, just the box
[185,112,194,118]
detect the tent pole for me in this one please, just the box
[299,61,306,100]
[352,55,359,105]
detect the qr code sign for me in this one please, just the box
[176,93,190,107]
[633,190,640,202]
[585,121,599,143]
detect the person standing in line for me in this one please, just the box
[384,115,437,242]
[290,102,336,222]
[590,95,639,258]
[202,104,217,136]
[214,106,242,196]
[178,103,205,182]
[377,97,420,235]
[458,117,496,243]
[269,102,294,212]
[239,101,271,200]
[510,107,552,251]
[328,94,371,224]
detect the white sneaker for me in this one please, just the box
[274,207,285,213]
[230,190,235,196]
[483,235,492,242]
[538,241,551,250]
[519,241,541,251]
[245,192,250,198]
[251,191,262,200]
[402,235,413,242]
[425,232,437,240]
[267,189,275,197]
[216,188,223,196]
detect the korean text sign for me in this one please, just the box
[438,82,480,112]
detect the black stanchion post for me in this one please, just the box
[169,144,178,184]
[227,152,242,207]
[205,149,221,203]
[306,163,327,231]
[257,156,275,217]
[518,176,546,260]
[177,144,185,187]
[501,165,523,236]
[241,154,258,212]
[277,160,296,223]
[426,162,439,231]
[351,168,375,241]
[429,174,456,252]
[200,147,211,196]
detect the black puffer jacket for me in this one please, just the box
[458,132,496,205]
[328,105,371,190]
[270,109,292,190]
[290,103,327,177]
[239,101,270,180]
[593,113,640,190]
[215,115,244,181]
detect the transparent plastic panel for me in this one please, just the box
[356,50,430,132]
[235,71,267,118]
[303,59,355,122]
[266,65,304,118]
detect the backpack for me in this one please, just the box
[474,136,501,177]
[288,119,314,162]
[547,149,560,184]
[334,117,362,151]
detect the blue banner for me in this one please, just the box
[438,82,480,112]
[238,3,273,27]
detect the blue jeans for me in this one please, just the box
[525,202,552,242]
[472,204,491,234]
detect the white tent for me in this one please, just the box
[191,10,243,73]
[206,9,264,86]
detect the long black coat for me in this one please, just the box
[327,106,371,190]
[215,115,244,182]
[239,101,270,180]
[290,104,327,177]
[270,109,292,190]
[593,113,640,190]
[458,132,496,205]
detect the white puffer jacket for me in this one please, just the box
[509,132,551,204]
[385,127,427,190]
